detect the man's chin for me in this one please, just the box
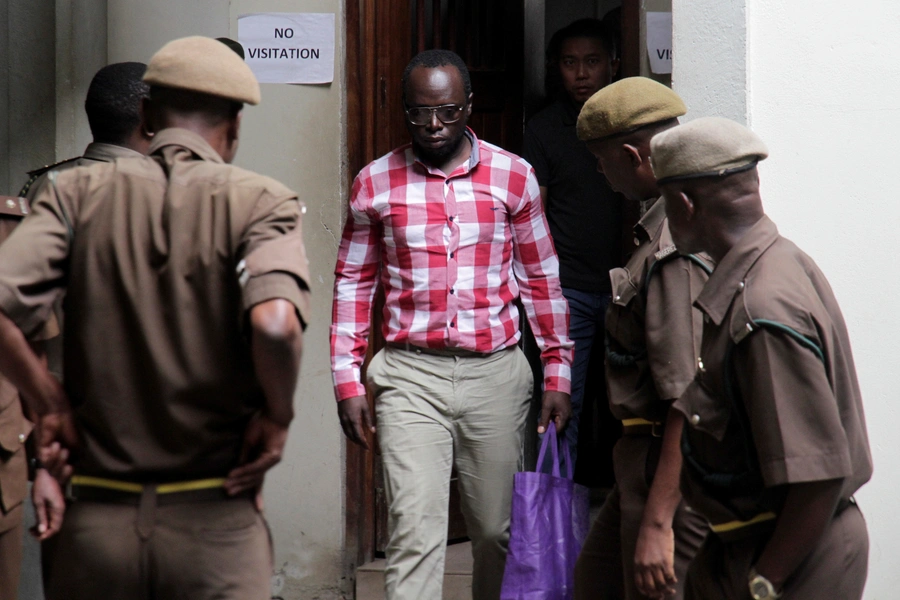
[414,136,463,164]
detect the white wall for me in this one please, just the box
[675,1,900,597]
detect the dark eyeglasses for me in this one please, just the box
[405,103,466,126]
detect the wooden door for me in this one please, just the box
[345,0,525,567]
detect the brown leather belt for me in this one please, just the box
[621,417,663,437]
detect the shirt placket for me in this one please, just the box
[444,176,460,345]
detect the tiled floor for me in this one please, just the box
[356,542,474,600]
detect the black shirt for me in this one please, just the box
[523,99,623,293]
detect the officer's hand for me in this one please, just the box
[35,410,78,482]
[31,468,66,540]
[538,390,571,434]
[338,395,376,450]
[634,522,677,599]
[224,412,289,497]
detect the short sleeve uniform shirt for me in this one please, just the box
[675,216,872,525]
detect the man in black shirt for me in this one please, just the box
[523,18,623,469]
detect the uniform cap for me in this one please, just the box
[144,36,260,105]
[576,77,686,142]
[650,116,769,185]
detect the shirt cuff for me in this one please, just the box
[542,361,571,394]
[334,369,366,402]
[242,272,311,330]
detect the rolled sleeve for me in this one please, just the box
[0,179,71,338]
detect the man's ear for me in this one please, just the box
[140,97,155,137]
[679,190,695,220]
[623,143,642,169]
[465,92,474,118]
[610,57,621,79]
[229,111,242,145]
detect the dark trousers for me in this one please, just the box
[43,495,272,600]
[685,502,868,599]
[574,435,708,600]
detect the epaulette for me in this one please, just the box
[0,195,30,219]
[18,156,83,197]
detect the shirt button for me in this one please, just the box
[450,322,455,327]
[698,357,706,372]
[633,237,640,246]
[738,281,745,292]
[6,199,16,209]
[690,414,701,426]
[448,216,455,221]
[18,433,26,444]
[450,288,455,294]
[615,295,621,302]
[450,252,454,258]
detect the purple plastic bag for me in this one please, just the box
[500,422,591,600]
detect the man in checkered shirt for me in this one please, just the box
[331,49,574,600]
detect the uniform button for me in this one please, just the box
[633,237,640,246]
[698,357,706,372]
[615,295,621,302]
[690,413,701,426]
[6,199,15,209]
[738,281,745,292]
[17,433,26,443]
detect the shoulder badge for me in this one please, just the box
[0,196,30,219]
[654,245,677,261]
[18,156,83,197]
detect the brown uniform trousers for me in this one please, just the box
[575,199,710,600]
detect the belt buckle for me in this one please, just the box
[651,421,663,438]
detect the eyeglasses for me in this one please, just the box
[405,103,466,126]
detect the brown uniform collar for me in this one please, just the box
[82,142,145,163]
[694,216,780,326]
[148,128,225,164]
[634,197,667,244]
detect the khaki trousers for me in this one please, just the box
[42,495,272,600]
[0,504,23,600]
[574,435,708,600]
[368,345,533,600]
[685,502,868,599]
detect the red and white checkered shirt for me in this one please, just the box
[330,130,573,401]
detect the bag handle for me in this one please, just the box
[535,421,573,479]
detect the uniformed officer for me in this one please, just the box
[653,117,872,599]
[19,61,152,200]
[0,195,60,600]
[0,36,310,600]
[572,77,709,600]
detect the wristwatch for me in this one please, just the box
[748,568,782,599]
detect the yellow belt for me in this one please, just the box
[621,418,660,427]
[710,511,777,534]
[71,475,226,495]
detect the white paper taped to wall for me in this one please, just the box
[238,13,335,84]
[646,12,672,75]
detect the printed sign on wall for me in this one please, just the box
[238,13,335,84]
[646,12,673,75]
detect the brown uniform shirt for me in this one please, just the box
[0,128,311,483]
[20,142,145,201]
[605,197,712,422]
[0,198,58,521]
[675,216,872,526]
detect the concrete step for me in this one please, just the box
[356,542,473,600]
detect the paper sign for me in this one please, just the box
[646,12,672,75]
[238,13,335,84]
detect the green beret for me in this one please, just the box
[144,36,260,105]
[576,77,687,142]
[650,117,769,185]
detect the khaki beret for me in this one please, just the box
[576,77,686,142]
[144,36,260,105]
[650,116,769,185]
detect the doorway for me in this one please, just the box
[344,0,643,574]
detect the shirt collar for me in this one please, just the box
[82,142,145,162]
[694,216,780,326]
[410,127,480,177]
[634,197,667,243]
[148,128,225,164]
